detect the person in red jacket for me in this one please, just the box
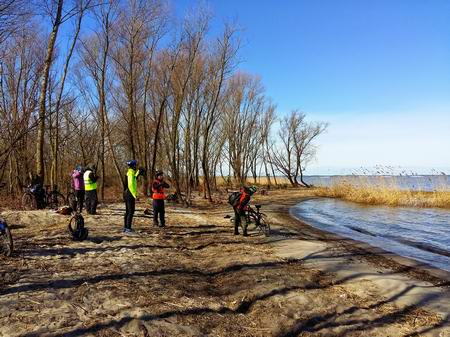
[233,185,257,236]
[152,171,170,227]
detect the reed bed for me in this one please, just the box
[314,181,450,209]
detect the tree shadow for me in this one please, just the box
[22,284,304,337]
[89,235,123,244]
[0,260,300,296]
[7,224,27,230]
[21,240,254,258]
[277,283,448,337]
[22,243,177,258]
[164,229,232,236]
[99,212,152,219]
[21,271,448,337]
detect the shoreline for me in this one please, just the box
[262,192,449,333]
[268,194,450,284]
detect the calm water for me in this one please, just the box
[303,175,450,192]
[291,198,450,272]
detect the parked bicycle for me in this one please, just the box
[22,184,66,210]
[229,204,271,236]
[0,219,13,256]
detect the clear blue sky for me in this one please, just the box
[174,0,450,174]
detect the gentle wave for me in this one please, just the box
[291,198,450,272]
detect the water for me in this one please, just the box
[303,175,450,192]
[291,198,450,272]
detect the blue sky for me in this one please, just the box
[174,0,450,174]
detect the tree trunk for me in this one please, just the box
[36,0,64,182]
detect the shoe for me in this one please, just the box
[158,224,165,228]
[124,228,138,236]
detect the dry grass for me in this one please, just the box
[213,176,292,188]
[314,182,450,209]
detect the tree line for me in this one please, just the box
[0,0,327,204]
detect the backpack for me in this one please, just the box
[228,191,241,207]
[68,213,88,241]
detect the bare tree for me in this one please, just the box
[36,0,64,183]
[0,0,30,44]
[272,110,327,187]
[50,0,92,189]
[223,73,265,185]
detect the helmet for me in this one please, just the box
[248,185,257,195]
[155,170,163,178]
[75,165,82,172]
[127,160,137,168]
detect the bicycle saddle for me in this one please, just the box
[255,204,261,209]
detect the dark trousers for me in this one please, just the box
[123,190,135,229]
[153,199,165,227]
[234,207,248,236]
[75,190,85,213]
[85,190,98,214]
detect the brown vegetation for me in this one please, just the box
[314,182,450,208]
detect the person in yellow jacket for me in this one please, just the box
[84,164,99,214]
[123,160,145,234]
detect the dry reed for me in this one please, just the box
[314,181,450,209]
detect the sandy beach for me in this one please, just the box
[0,189,449,336]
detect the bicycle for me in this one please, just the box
[22,184,66,210]
[0,219,13,256]
[229,204,271,236]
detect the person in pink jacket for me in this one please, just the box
[72,165,85,213]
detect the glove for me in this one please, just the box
[138,167,146,176]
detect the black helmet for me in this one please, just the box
[155,170,163,178]
[127,159,137,168]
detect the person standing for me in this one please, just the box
[232,185,257,236]
[123,160,144,234]
[84,164,98,214]
[152,171,170,227]
[71,165,85,213]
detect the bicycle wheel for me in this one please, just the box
[0,224,13,256]
[256,215,271,237]
[22,192,36,210]
[47,191,66,209]
[67,192,77,209]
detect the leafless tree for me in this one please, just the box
[272,110,327,187]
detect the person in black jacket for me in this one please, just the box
[152,171,170,227]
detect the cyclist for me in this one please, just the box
[152,171,170,227]
[232,185,257,236]
[123,160,145,234]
